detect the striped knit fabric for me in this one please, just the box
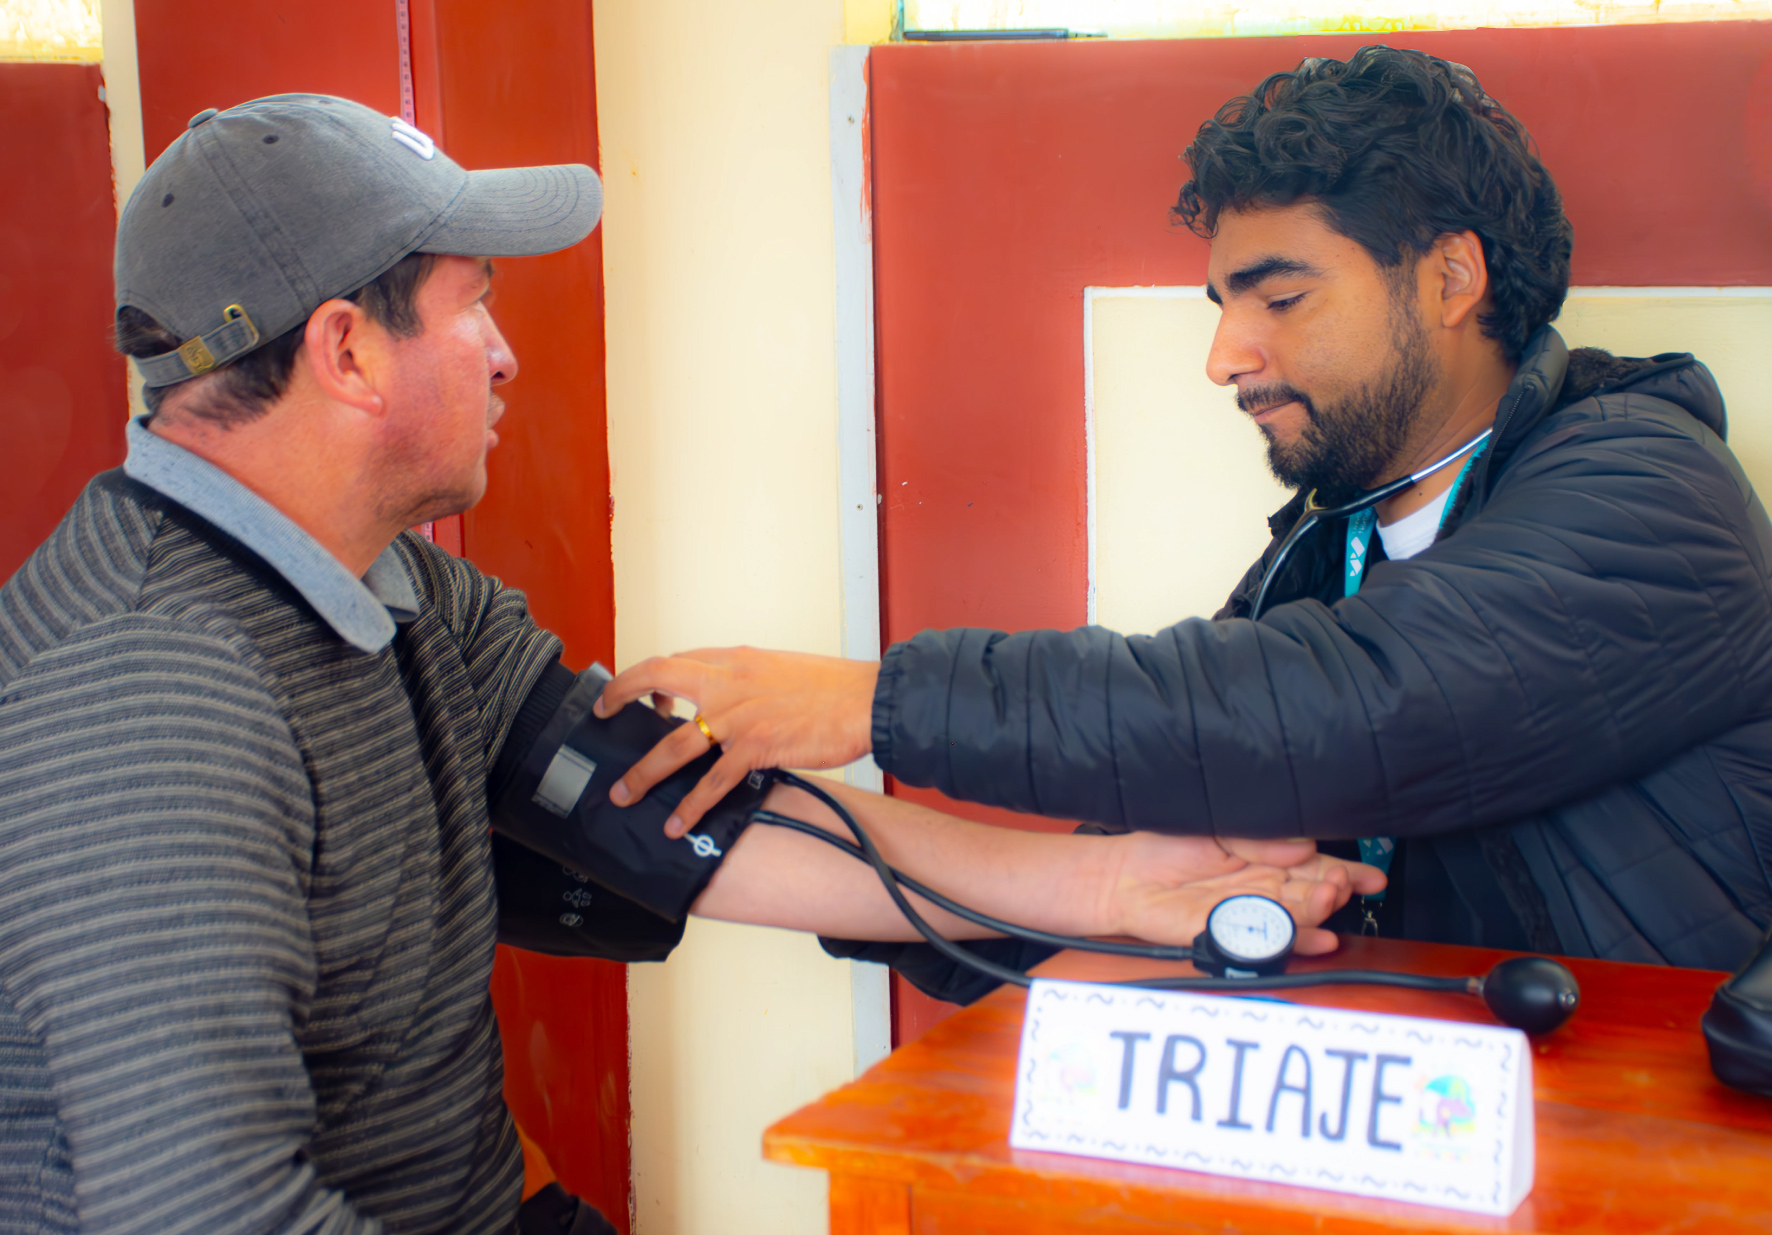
[0,472,562,1235]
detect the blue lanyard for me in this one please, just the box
[1342,449,1481,598]
[1345,447,1485,915]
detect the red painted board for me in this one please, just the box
[868,23,1772,1043]
[133,0,402,161]
[871,24,1772,650]
[0,64,127,583]
[428,0,625,1225]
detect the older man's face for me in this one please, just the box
[1204,204,1437,501]
[375,255,518,525]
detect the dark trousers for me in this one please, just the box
[515,1183,621,1235]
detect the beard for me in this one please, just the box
[1241,309,1438,505]
[374,394,501,529]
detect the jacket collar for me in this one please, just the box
[1464,325,1569,506]
[124,417,419,653]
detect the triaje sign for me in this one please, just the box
[1009,979,1534,1216]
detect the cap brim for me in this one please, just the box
[419,163,602,257]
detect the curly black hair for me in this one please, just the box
[1174,46,1572,360]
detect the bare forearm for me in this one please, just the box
[689,781,1120,940]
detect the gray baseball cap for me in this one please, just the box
[116,93,603,388]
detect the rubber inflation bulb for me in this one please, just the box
[1480,956,1580,1034]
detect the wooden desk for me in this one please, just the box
[765,938,1772,1233]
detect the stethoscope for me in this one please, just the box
[1248,428,1494,620]
[771,423,1572,1034]
[753,770,1582,1035]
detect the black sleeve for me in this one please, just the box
[870,407,1772,841]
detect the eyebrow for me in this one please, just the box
[1205,256,1325,304]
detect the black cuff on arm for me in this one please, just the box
[491,664,775,922]
[819,936,1061,1006]
[493,833,686,961]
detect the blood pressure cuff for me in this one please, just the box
[493,832,685,962]
[491,662,774,924]
[1703,924,1772,1097]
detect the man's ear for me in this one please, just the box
[302,299,389,416]
[1431,230,1491,330]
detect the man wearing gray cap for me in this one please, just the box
[0,95,1372,1234]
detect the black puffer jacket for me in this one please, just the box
[850,328,1772,990]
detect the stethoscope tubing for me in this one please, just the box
[1248,428,1493,620]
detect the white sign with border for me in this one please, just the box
[1010,979,1533,1216]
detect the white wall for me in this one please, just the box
[594,2,856,1232]
[1088,288,1772,633]
[1088,290,1287,633]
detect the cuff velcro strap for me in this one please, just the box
[136,303,262,387]
[492,666,774,922]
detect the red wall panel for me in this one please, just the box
[0,64,127,581]
[428,0,626,1224]
[868,22,1772,1041]
[134,0,401,159]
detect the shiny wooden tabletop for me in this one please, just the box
[764,937,1772,1233]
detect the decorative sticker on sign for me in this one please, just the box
[1009,979,1533,1216]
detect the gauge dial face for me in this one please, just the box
[1207,895,1297,964]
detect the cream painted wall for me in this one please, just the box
[1088,291,1287,633]
[97,0,146,417]
[97,0,143,210]
[843,0,895,41]
[1088,289,1772,634]
[594,2,856,1233]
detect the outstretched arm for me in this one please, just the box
[691,779,1382,956]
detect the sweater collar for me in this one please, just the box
[123,417,419,653]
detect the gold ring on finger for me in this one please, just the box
[694,714,719,747]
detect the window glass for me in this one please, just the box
[904,0,1771,39]
[1,0,102,63]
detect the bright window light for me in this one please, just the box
[904,0,1772,38]
[0,0,102,63]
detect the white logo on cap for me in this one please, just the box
[390,117,436,160]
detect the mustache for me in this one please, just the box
[1236,383,1316,420]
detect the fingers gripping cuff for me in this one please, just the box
[493,666,775,921]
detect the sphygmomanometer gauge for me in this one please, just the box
[1192,893,1298,978]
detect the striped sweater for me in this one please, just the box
[0,470,562,1234]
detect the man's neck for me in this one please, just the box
[1375,361,1516,525]
[148,410,398,577]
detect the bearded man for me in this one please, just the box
[596,46,1772,992]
